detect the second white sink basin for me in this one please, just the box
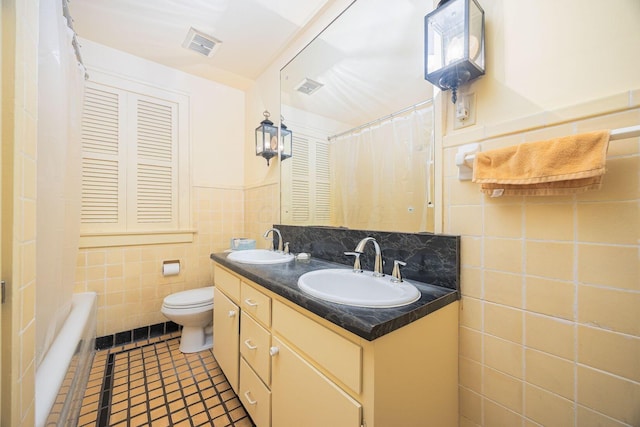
[298,269,421,308]
[227,249,294,265]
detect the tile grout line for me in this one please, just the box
[81,334,255,427]
[190,351,216,425]
[153,338,178,426]
[97,352,115,427]
[167,339,198,426]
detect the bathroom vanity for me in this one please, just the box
[210,251,459,427]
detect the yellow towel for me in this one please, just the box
[472,130,610,197]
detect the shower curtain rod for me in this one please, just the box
[62,0,89,80]
[327,99,433,141]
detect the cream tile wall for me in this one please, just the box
[244,183,280,246]
[75,186,244,337]
[2,0,38,425]
[447,105,640,426]
[74,182,279,338]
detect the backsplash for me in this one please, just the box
[275,225,460,292]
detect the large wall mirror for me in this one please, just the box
[280,0,436,233]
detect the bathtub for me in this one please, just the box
[35,292,97,427]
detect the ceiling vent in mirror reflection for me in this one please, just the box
[294,77,324,95]
[182,27,222,57]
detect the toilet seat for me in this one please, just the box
[162,286,214,310]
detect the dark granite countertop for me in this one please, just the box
[210,252,459,341]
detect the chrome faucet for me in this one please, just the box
[353,237,384,277]
[263,228,283,252]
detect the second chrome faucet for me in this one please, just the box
[345,237,384,277]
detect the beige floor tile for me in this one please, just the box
[79,334,254,426]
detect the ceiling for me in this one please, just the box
[281,0,434,129]
[69,0,334,89]
[70,0,436,128]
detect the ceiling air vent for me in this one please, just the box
[294,78,324,95]
[182,27,222,57]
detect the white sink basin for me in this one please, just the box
[298,269,421,308]
[227,249,294,265]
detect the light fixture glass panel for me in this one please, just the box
[255,111,279,165]
[280,124,292,160]
[426,0,465,74]
[469,0,485,69]
[424,0,485,103]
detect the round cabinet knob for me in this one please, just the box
[228,310,236,318]
[269,346,279,356]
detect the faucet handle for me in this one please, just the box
[284,242,290,254]
[391,260,407,283]
[344,251,363,273]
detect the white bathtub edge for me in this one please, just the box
[35,292,97,427]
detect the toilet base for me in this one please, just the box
[178,325,213,353]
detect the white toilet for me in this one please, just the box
[161,286,214,353]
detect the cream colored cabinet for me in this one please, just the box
[213,265,241,392]
[240,358,271,427]
[240,312,271,384]
[213,288,239,392]
[213,263,459,427]
[238,281,273,425]
[271,336,362,427]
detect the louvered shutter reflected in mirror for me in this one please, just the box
[285,133,331,225]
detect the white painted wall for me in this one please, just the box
[244,0,355,187]
[466,0,640,129]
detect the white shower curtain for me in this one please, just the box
[36,0,85,366]
[330,104,433,232]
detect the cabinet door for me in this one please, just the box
[213,288,240,392]
[271,337,362,427]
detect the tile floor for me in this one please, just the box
[78,333,255,426]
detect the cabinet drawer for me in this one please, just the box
[214,265,240,302]
[240,358,271,427]
[241,282,271,327]
[240,311,271,386]
[272,300,362,394]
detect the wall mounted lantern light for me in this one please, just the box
[280,115,293,161]
[424,0,485,103]
[255,110,279,166]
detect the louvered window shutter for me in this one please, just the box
[130,96,178,229]
[81,84,126,230]
[81,81,181,234]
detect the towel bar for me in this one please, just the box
[456,125,640,181]
[610,125,640,140]
[455,143,480,180]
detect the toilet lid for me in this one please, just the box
[163,286,214,309]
